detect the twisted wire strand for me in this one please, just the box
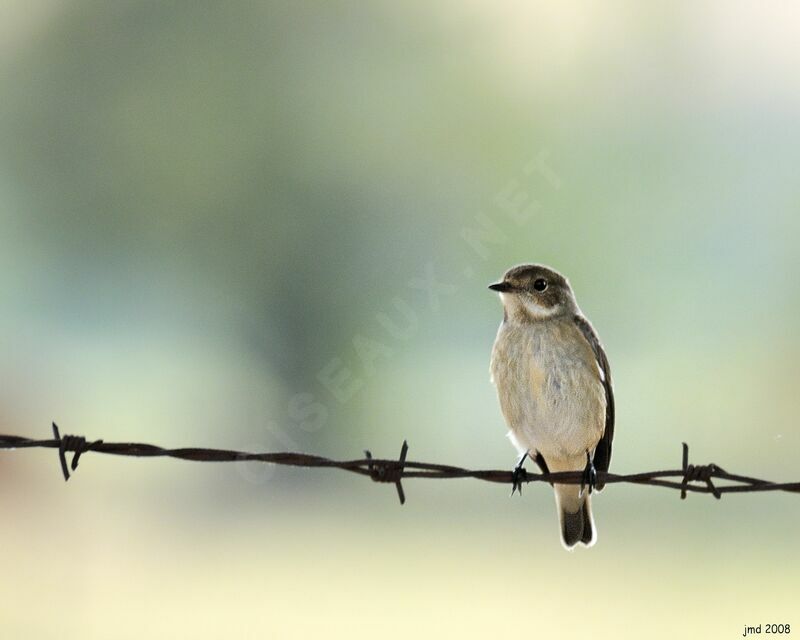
[0,425,798,504]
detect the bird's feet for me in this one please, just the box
[510,452,529,497]
[580,450,597,497]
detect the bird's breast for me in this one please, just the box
[491,319,605,458]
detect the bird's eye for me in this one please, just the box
[533,278,548,292]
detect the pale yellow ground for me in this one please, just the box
[1,461,796,640]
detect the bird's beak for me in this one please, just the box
[488,281,514,292]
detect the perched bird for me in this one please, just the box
[489,264,614,548]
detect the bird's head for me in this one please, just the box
[489,264,578,322]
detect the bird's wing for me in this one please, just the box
[572,314,614,480]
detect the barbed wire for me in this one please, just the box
[0,423,798,505]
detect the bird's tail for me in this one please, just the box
[555,482,596,549]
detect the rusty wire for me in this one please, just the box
[0,423,798,505]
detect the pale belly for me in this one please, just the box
[490,320,605,460]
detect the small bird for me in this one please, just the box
[489,264,614,548]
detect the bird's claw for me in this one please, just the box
[510,452,529,497]
[511,466,528,496]
[580,450,597,497]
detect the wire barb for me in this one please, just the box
[51,422,104,482]
[680,442,722,500]
[364,440,408,504]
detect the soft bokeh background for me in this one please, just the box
[1,1,799,638]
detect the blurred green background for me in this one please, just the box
[1,1,799,638]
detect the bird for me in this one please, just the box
[489,264,614,548]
